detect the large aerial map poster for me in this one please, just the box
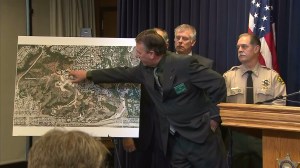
[13,36,140,137]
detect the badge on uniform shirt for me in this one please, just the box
[276,75,285,85]
[174,83,187,94]
[262,79,270,89]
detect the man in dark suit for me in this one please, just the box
[174,24,214,69]
[121,27,170,168]
[70,29,227,167]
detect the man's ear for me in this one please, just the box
[149,51,155,59]
[254,45,261,54]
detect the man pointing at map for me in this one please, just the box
[69,29,227,167]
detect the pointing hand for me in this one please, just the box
[68,70,88,83]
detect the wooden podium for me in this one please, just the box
[219,103,300,167]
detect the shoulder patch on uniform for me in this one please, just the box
[276,75,285,85]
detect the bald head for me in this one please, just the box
[153,28,169,49]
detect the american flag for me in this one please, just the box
[248,0,279,72]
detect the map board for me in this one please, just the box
[13,36,140,137]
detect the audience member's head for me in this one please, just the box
[153,27,169,49]
[28,129,109,168]
[174,24,197,55]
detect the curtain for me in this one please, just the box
[118,0,249,73]
[50,0,96,37]
[118,0,300,105]
[273,0,300,105]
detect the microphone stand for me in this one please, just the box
[256,90,300,104]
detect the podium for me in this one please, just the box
[219,103,300,167]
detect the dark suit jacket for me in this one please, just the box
[192,54,214,69]
[174,52,213,69]
[89,51,226,154]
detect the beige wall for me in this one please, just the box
[0,0,27,164]
[32,0,50,36]
[0,0,50,165]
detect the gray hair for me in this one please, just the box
[174,24,197,41]
[28,129,109,168]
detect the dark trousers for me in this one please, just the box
[167,128,228,168]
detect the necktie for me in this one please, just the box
[154,67,175,134]
[153,67,163,95]
[153,67,162,87]
[246,71,254,104]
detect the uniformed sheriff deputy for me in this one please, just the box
[223,33,286,168]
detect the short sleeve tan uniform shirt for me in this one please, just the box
[223,63,286,105]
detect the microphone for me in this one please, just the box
[256,90,300,104]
